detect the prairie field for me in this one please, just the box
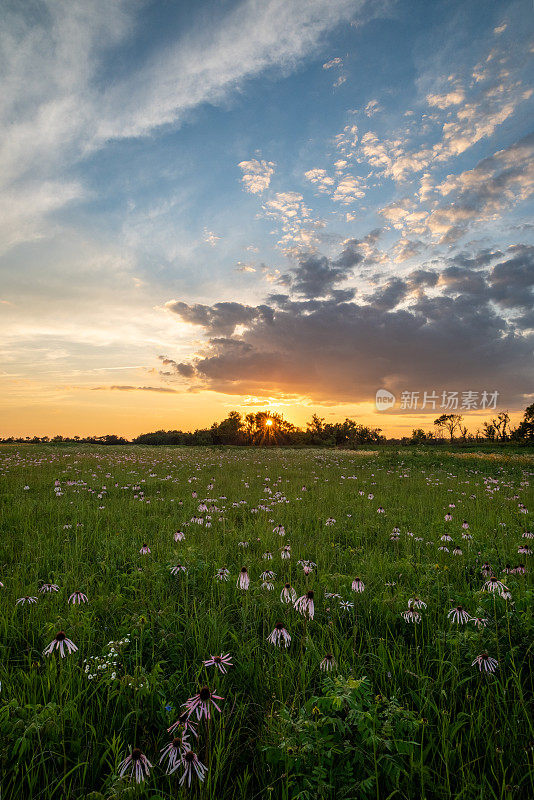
[0,444,533,800]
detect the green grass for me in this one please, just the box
[0,445,532,799]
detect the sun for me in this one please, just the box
[265,418,273,426]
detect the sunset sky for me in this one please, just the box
[1,0,533,438]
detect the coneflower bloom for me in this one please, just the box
[444,513,452,521]
[179,749,207,787]
[408,597,427,609]
[261,570,275,580]
[482,577,509,596]
[236,567,250,590]
[262,552,273,560]
[514,564,526,574]
[402,608,421,623]
[16,595,37,605]
[518,545,532,555]
[351,578,365,592]
[170,564,187,575]
[294,590,315,619]
[471,616,489,628]
[462,521,469,529]
[453,547,463,556]
[448,606,470,624]
[319,653,336,671]
[280,583,296,603]
[118,747,153,783]
[215,567,230,581]
[472,653,498,673]
[39,583,59,593]
[174,531,185,542]
[159,735,189,774]
[480,562,492,577]
[139,544,151,555]
[377,506,385,514]
[441,534,452,542]
[68,591,88,604]
[43,631,78,657]
[262,581,274,590]
[167,711,198,738]
[298,559,316,575]
[522,530,534,538]
[183,686,223,721]
[281,545,291,559]
[203,653,233,674]
[267,622,291,647]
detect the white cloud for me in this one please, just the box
[426,88,465,108]
[323,57,343,69]
[364,98,381,116]
[203,229,221,246]
[238,159,276,194]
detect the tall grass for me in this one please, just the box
[0,445,532,798]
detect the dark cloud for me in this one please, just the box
[165,300,272,335]
[92,385,179,393]
[161,242,534,406]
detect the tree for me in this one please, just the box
[434,414,463,442]
[511,403,534,442]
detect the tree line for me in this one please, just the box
[1,404,533,446]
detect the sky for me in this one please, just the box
[1,0,533,438]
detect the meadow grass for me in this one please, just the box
[0,444,532,799]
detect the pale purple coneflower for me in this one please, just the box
[444,513,452,521]
[167,711,198,738]
[237,567,250,590]
[480,562,492,577]
[43,630,78,657]
[261,570,275,580]
[294,590,315,619]
[281,545,291,559]
[340,600,354,611]
[377,506,385,514]
[402,608,421,623]
[453,547,463,556]
[179,749,207,787]
[203,653,233,674]
[262,552,273,560]
[273,525,285,535]
[139,544,151,555]
[262,581,274,590]
[159,735,189,774]
[448,605,470,624]
[16,595,37,605]
[522,530,534,539]
[482,577,508,597]
[118,747,153,783]
[518,545,532,555]
[351,578,365,593]
[319,653,336,671]
[408,597,427,609]
[441,534,452,542]
[471,616,488,628]
[170,564,187,575]
[183,686,223,721]
[39,583,59,593]
[514,564,526,574]
[267,622,291,647]
[174,531,185,542]
[471,653,498,673]
[68,591,88,604]
[280,583,296,603]
[462,521,469,529]
[215,567,230,581]
[298,559,316,575]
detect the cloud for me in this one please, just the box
[426,89,465,109]
[364,99,382,117]
[92,385,179,393]
[203,229,221,246]
[333,74,347,88]
[323,57,343,69]
[238,159,276,194]
[162,241,534,406]
[1,0,379,252]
